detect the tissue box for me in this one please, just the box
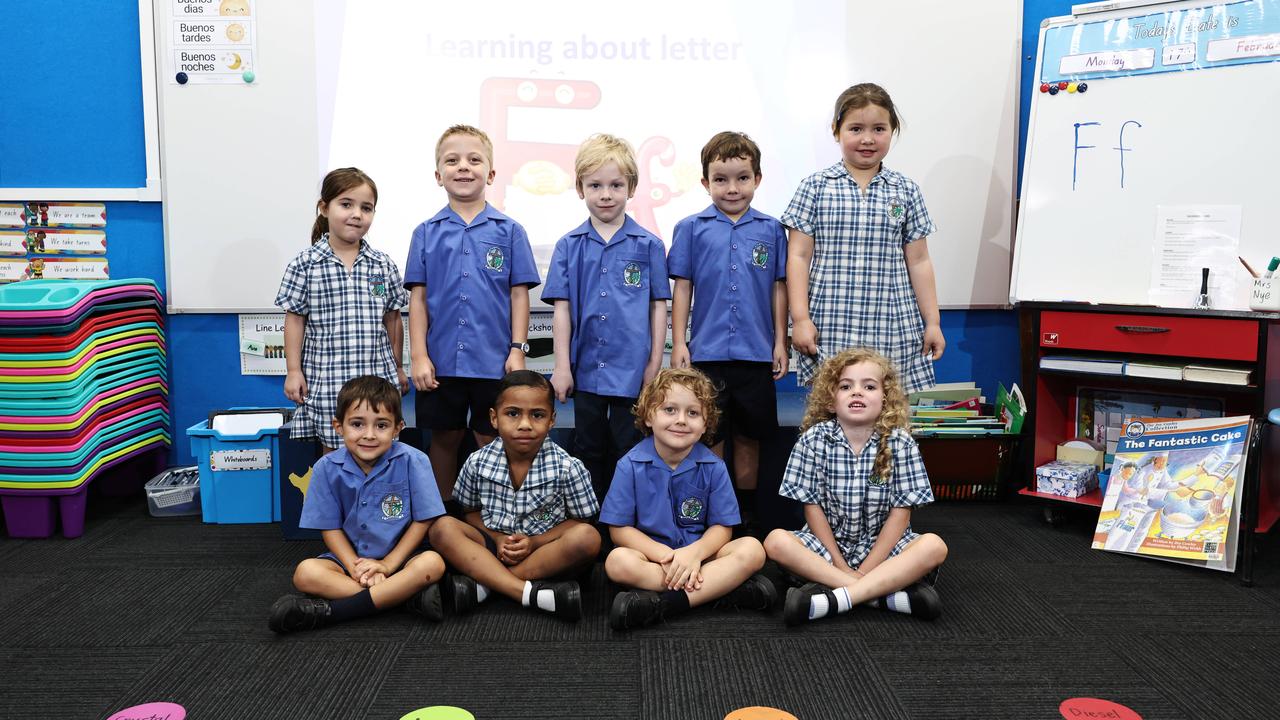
[1035,460,1098,498]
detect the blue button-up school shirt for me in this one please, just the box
[667,205,787,363]
[598,437,740,549]
[299,442,446,559]
[404,204,540,380]
[541,216,671,398]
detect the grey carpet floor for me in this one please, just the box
[2,496,1278,720]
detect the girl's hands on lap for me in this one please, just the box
[922,323,946,360]
[411,357,438,392]
[791,318,819,356]
[284,370,308,403]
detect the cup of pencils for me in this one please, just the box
[1245,256,1280,312]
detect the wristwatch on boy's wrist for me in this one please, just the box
[509,341,529,353]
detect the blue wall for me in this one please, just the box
[7,2,1081,463]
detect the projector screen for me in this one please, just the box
[316,1,845,305]
[158,0,1019,312]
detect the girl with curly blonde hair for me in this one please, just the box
[764,348,948,625]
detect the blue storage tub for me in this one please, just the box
[187,408,292,524]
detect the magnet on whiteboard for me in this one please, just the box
[1057,81,1068,90]
[176,72,189,84]
[1048,85,1059,95]
[1039,83,1049,93]
[1067,82,1078,93]
[242,70,256,83]
[1077,82,1088,93]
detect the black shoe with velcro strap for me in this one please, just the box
[268,595,332,634]
[783,582,838,626]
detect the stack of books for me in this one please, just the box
[1039,355,1252,386]
[909,383,1008,436]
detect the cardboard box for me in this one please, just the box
[1036,460,1098,498]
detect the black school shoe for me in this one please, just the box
[403,582,444,622]
[609,590,665,630]
[268,594,332,634]
[445,573,479,616]
[715,572,779,611]
[530,580,582,621]
[783,582,837,627]
[903,582,943,621]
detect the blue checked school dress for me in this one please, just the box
[779,422,934,567]
[275,236,408,447]
[780,163,937,393]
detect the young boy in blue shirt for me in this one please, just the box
[601,368,775,630]
[668,132,788,525]
[269,375,447,633]
[429,370,601,620]
[543,133,671,500]
[405,124,541,502]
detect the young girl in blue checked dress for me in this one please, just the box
[782,83,944,393]
[764,348,947,625]
[275,168,409,452]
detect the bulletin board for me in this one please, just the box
[0,0,160,201]
[156,0,1021,313]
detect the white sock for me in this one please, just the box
[807,587,852,619]
[808,594,830,619]
[475,582,490,603]
[520,581,557,612]
[882,590,912,614]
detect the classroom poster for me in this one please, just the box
[168,0,258,84]
[0,203,110,284]
[236,312,667,376]
[0,204,23,228]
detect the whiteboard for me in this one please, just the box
[157,0,1019,313]
[1011,0,1280,310]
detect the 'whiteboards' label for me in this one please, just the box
[210,449,271,471]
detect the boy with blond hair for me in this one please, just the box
[405,125,541,502]
[542,133,671,499]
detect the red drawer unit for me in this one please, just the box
[1039,311,1258,362]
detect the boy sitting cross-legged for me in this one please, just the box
[269,375,447,633]
[428,370,602,620]
[602,368,776,630]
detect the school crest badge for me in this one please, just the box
[751,243,769,268]
[623,262,643,287]
[679,497,704,519]
[886,198,906,223]
[534,503,555,522]
[380,493,405,520]
[868,474,889,487]
[367,274,387,298]
[485,246,505,271]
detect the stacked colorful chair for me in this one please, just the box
[0,279,169,537]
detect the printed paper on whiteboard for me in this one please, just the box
[1149,205,1241,309]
